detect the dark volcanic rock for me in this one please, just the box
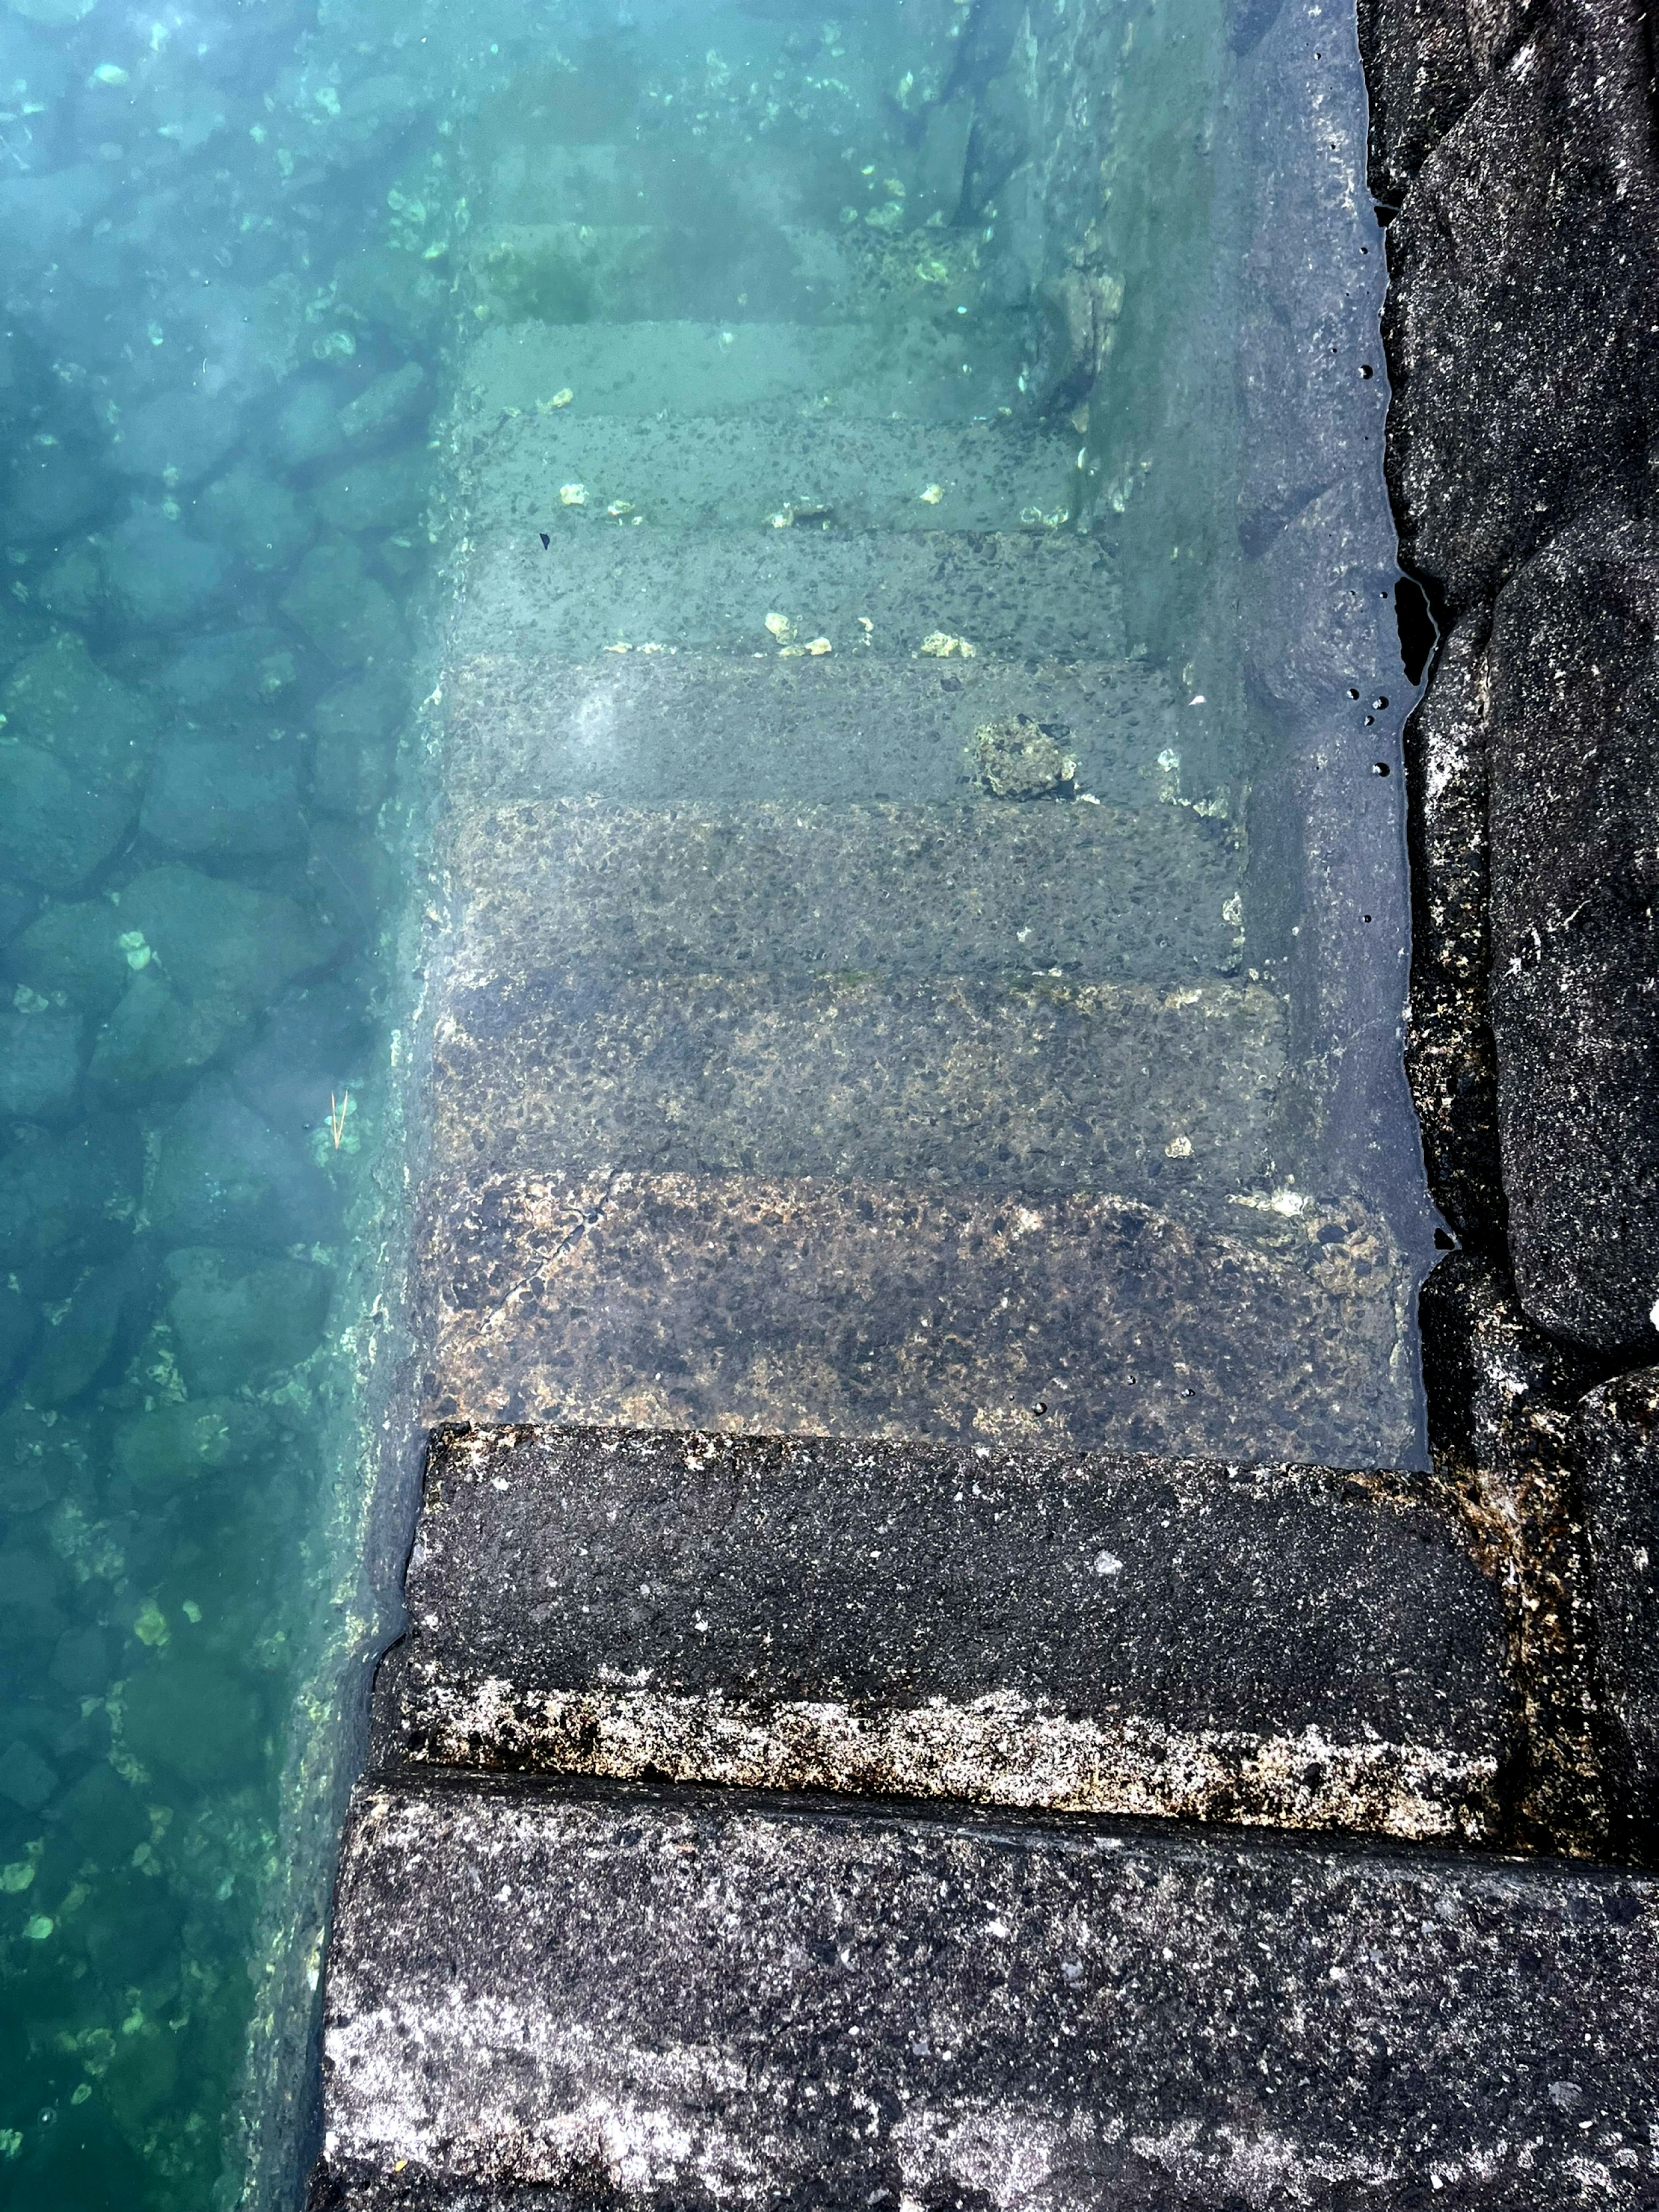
[374,1423,1515,1843]
[1356,0,1478,203]
[1578,1367,1659,1854]
[1380,0,1659,616]
[1402,610,1503,1245]
[1486,519,1659,1354]
[310,1770,1659,2211]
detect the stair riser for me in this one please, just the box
[474,220,855,328]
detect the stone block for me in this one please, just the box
[1486,520,1659,1353]
[1578,1368,1659,1852]
[377,1422,1513,1841]
[309,1771,1659,2210]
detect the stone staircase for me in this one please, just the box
[308,20,1659,2206]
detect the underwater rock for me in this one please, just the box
[162,1243,331,1395]
[118,863,338,1017]
[337,359,426,444]
[311,722,392,816]
[88,971,244,1098]
[0,1738,57,1811]
[0,1114,141,1296]
[0,1281,35,1397]
[1,629,160,789]
[114,385,245,485]
[274,377,350,468]
[0,744,137,892]
[100,505,231,631]
[13,896,134,1017]
[0,1007,80,1119]
[149,1077,338,1249]
[279,537,402,665]
[0,165,113,270]
[113,1397,277,1494]
[313,665,406,745]
[0,1542,64,1646]
[966,712,1077,798]
[32,539,105,626]
[119,1650,265,1789]
[158,625,300,717]
[315,447,427,534]
[2,440,103,539]
[141,734,305,859]
[25,1255,147,1407]
[229,979,376,1141]
[193,461,314,572]
[48,1627,108,1700]
[0,596,48,676]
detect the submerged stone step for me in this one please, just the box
[463,316,1025,423]
[311,1772,1659,2210]
[444,798,1243,984]
[465,414,1080,534]
[432,969,1285,1197]
[443,650,1182,810]
[452,526,1119,662]
[471,218,856,326]
[376,1424,1511,1840]
[418,1167,1420,1470]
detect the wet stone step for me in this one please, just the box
[463,316,1026,423]
[431,970,1286,1198]
[375,1424,1511,1841]
[464,415,1080,534]
[442,651,1182,810]
[470,218,858,326]
[443,798,1244,985]
[486,137,881,234]
[310,1772,1659,2211]
[452,527,1120,662]
[417,1168,1421,1470]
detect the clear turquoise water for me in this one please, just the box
[0,0,1429,2201]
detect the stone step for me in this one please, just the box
[464,414,1079,534]
[418,1167,1421,1471]
[485,137,871,236]
[470,218,857,326]
[310,1770,1659,2209]
[443,799,1244,986]
[451,526,1119,662]
[462,315,1025,423]
[443,651,1182,811]
[432,970,1285,1198]
[377,1424,1512,1840]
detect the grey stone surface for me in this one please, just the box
[432,969,1283,1199]
[465,416,1079,535]
[1356,0,1478,203]
[1379,0,1659,618]
[444,798,1242,985]
[376,1423,1513,1840]
[454,528,1119,663]
[1486,518,1659,1354]
[442,652,1177,810]
[1578,1368,1659,1853]
[311,1771,1659,2210]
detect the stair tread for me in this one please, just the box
[462,316,1027,423]
[432,969,1284,1196]
[453,526,1119,661]
[376,1424,1510,1840]
[420,1166,1419,1469]
[443,797,1244,985]
[464,414,1079,534]
[312,1770,1659,2210]
[444,650,1190,810]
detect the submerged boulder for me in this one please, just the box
[161,1243,331,1394]
[117,864,337,1018]
[140,735,305,859]
[148,1078,338,1249]
[0,629,160,789]
[279,537,403,666]
[0,1007,81,1119]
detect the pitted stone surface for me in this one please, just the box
[309,1773,1659,2211]
[453,528,1119,662]
[372,1424,1513,1840]
[1579,1367,1659,1854]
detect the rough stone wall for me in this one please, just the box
[1359,0,1659,1851]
